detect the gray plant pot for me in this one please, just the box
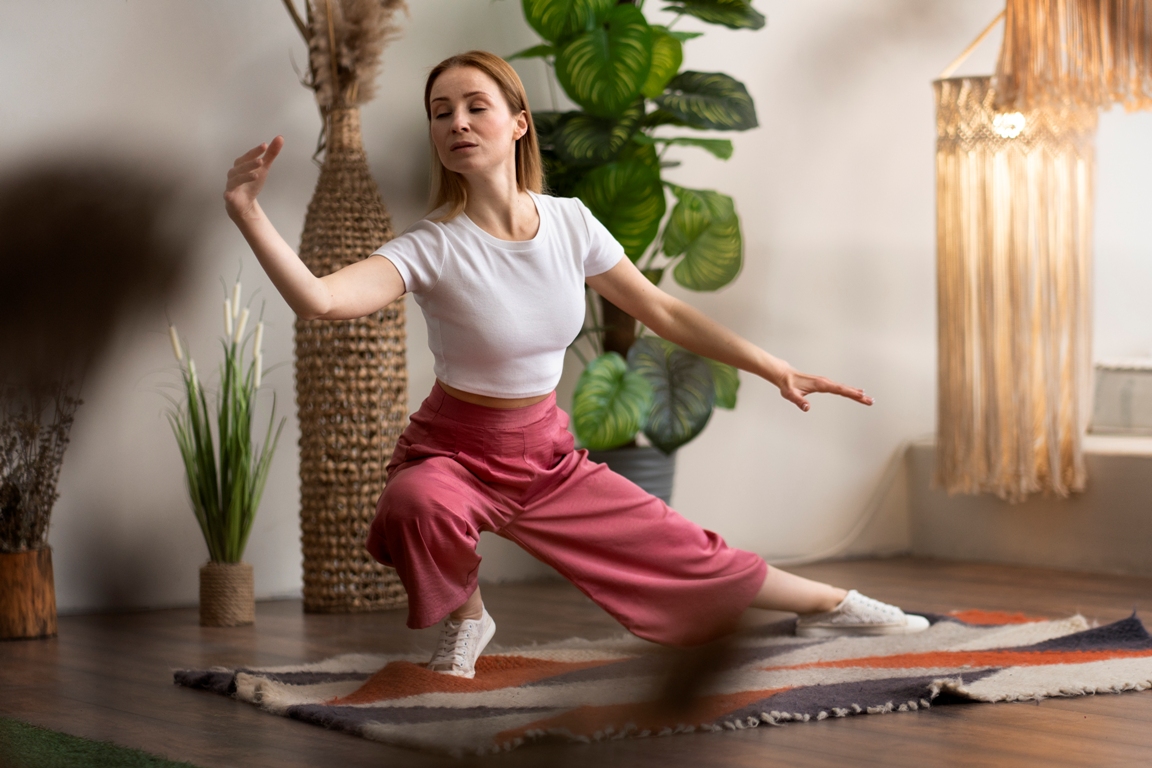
[585,445,677,504]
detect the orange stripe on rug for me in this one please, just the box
[494,686,793,744]
[772,648,1152,672]
[327,655,622,705]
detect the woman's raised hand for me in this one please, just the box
[776,366,874,412]
[224,136,284,222]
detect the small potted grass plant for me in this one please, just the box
[167,280,284,627]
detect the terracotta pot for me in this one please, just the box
[0,546,58,640]
[585,445,677,504]
[199,561,255,627]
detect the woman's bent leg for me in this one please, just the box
[366,456,506,630]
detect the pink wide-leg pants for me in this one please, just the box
[366,382,767,647]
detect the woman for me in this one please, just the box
[224,50,927,679]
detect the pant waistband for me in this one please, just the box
[424,381,558,428]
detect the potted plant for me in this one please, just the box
[510,0,763,499]
[167,280,285,627]
[0,382,80,640]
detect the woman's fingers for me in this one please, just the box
[234,143,268,166]
[785,373,874,411]
[263,135,285,165]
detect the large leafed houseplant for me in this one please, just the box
[509,0,764,489]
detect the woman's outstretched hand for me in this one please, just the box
[224,136,284,222]
[775,365,873,412]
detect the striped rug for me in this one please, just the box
[174,611,1152,756]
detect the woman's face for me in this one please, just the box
[428,66,527,180]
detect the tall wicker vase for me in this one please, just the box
[295,107,408,613]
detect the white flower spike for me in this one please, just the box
[168,325,183,363]
[234,307,250,345]
[224,299,233,338]
[252,322,264,358]
[232,282,242,319]
[254,352,263,389]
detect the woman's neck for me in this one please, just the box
[461,169,538,241]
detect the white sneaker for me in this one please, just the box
[795,590,930,637]
[426,607,496,678]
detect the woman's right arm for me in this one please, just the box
[224,137,405,321]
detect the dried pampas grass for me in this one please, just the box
[283,0,408,110]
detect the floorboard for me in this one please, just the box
[2,557,1150,767]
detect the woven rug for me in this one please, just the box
[174,611,1152,757]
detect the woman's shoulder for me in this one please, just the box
[532,192,590,234]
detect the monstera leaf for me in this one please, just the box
[627,337,715,454]
[556,4,653,118]
[574,154,666,261]
[652,136,733,159]
[708,359,740,409]
[641,25,683,99]
[661,0,766,30]
[552,100,644,166]
[653,71,758,131]
[572,352,653,450]
[662,184,742,291]
[523,0,615,44]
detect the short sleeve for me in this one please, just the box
[573,198,626,277]
[371,220,447,295]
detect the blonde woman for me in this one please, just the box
[224,50,928,679]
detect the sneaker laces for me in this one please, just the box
[429,618,477,671]
[843,591,905,623]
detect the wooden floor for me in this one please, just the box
[2,557,1151,767]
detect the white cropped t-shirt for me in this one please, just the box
[372,191,625,398]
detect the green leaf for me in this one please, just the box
[555,4,653,117]
[668,30,704,42]
[662,184,743,291]
[655,136,734,159]
[708,359,740,408]
[627,337,715,453]
[552,99,644,166]
[642,109,692,129]
[542,152,586,198]
[532,110,565,148]
[523,0,615,44]
[661,0,766,30]
[572,352,653,450]
[509,43,557,60]
[642,26,684,99]
[574,155,666,261]
[653,71,759,131]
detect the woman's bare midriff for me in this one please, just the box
[437,379,551,409]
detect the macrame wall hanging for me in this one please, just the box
[934,12,1099,501]
[996,0,1152,111]
[283,0,409,612]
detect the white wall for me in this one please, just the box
[2,0,1146,612]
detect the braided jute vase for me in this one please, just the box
[295,107,408,613]
[199,562,255,627]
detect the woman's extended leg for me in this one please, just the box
[748,565,847,614]
[746,562,930,637]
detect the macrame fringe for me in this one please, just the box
[934,76,1097,501]
[995,0,1152,111]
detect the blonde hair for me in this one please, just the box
[423,51,544,222]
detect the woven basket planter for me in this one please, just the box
[0,547,57,640]
[199,562,255,627]
[295,107,408,613]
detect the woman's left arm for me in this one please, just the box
[585,257,872,412]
